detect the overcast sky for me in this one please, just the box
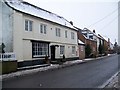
[24,0,119,44]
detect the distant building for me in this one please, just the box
[97,34,105,54]
[98,35,109,54]
[82,28,97,56]
[77,28,97,57]
[0,0,79,66]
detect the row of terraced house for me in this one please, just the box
[0,0,114,68]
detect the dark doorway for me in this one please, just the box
[50,46,55,61]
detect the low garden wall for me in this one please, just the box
[0,53,17,74]
[0,61,17,74]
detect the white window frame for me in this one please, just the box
[71,32,75,39]
[25,19,33,31]
[65,30,67,38]
[60,46,65,55]
[56,28,61,37]
[32,42,48,57]
[72,46,76,54]
[40,24,47,34]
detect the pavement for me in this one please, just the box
[105,72,119,89]
[105,54,119,89]
[1,54,118,88]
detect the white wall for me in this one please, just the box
[49,43,79,59]
[1,1,13,52]
[13,12,78,61]
[22,15,78,45]
[23,40,32,60]
[13,11,24,61]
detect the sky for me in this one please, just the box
[24,0,119,44]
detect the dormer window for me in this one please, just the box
[83,33,87,37]
[89,35,93,39]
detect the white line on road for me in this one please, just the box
[98,71,119,88]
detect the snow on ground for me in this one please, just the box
[2,64,59,80]
[1,54,114,80]
[108,54,111,56]
[84,58,94,61]
[1,60,83,80]
[64,60,83,65]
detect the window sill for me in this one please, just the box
[33,55,49,58]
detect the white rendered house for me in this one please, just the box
[0,0,79,66]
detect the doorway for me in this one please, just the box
[50,45,55,61]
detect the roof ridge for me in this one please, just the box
[22,0,68,22]
[5,0,76,30]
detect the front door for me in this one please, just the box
[50,46,55,61]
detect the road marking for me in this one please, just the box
[98,71,119,88]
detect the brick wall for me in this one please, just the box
[78,45,85,59]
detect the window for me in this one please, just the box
[25,20,33,31]
[72,46,76,54]
[71,32,75,39]
[60,46,65,55]
[56,28,61,37]
[81,46,84,51]
[83,33,87,37]
[40,24,47,34]
[32,42,48,57]
[89,35,93,39]
[65,31,67,38]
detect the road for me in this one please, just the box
[3,55,119,88]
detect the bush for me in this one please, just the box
[85,44,92,58]
[99,44,103,54]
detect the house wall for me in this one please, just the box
[0,1,13,52]
[49,43,78,59]
[104,40,109,53]
[96,38,100,54]
[22,14,77,45]
[13,11,24,61]
[78,45,85,59]
[86,39,97,55]
[13,11,79,61]
[77,31,86,43]
[78,31,97,56]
